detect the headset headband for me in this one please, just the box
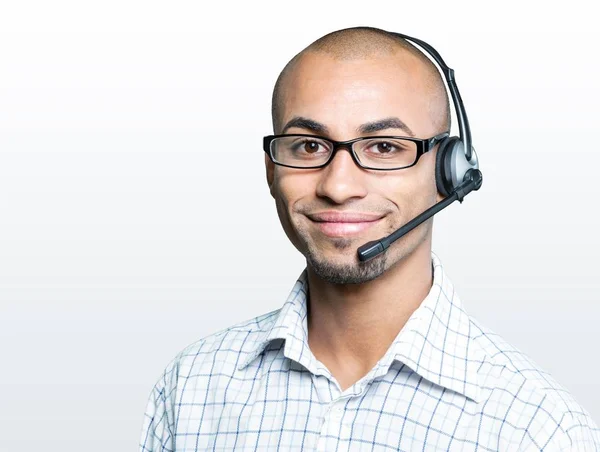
[389,32,473,161]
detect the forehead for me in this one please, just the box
[279,51,436,137]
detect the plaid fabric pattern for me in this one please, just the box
[140,251,600,451]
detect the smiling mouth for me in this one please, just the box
[306,212,384,238]
[313,220,381,237]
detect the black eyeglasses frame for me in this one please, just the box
[263,132,450,171]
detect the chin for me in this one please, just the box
[305,242,389,285]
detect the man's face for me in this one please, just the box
[266,51,444,284]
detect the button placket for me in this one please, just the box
[331,405,343,422]
[324,400,350,443]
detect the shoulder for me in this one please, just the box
[151,308,281,390]
[140,309,282,448]
[468,316,600,448]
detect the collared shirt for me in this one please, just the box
[140,251,600,451]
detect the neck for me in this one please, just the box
[306,239,434,381]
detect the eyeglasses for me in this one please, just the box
[263,132,449,171]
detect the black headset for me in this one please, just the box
[389,31,481,198]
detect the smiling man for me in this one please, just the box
[140,27,600,451]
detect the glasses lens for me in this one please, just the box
[354,137,417,169]
[270,136,332,167]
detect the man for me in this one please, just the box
[140,27,600,451]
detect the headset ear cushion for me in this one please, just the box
[435,136,459,198]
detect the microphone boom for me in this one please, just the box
[357,169,482,262]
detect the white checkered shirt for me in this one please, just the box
[140,251,600,451]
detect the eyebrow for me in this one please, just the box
[282,117,329,134]
[358,117,415,137]
[281,116,415,137]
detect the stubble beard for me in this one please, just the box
[303,234,388,285]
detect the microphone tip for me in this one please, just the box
[357,240,385,262]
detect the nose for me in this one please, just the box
[315,146,368,205]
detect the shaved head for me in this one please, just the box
[271,26,450,135]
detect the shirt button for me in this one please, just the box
[330,406,343,421]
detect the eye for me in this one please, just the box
[289,138,329,155]
[374,141,397,153]
[364,140,406,155]
[303,140,321,153]
[358,138,414,161]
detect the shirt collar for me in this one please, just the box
[238,251,481,403]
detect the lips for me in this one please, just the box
[306,211,384,237]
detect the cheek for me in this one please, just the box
[271,170,317,252]
[378,155,438,209]
[272,173,295,210]
[273,170,315,204]
[272,170,315,226]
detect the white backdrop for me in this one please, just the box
[1,1,599,450]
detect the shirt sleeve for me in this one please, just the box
[561,413,600,451]
[139,358,179,452]
[537,412,600,452]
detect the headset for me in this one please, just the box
[389,31,480,196]
[355,31,484,262]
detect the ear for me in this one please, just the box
[265,154,275,198]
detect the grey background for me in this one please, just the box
[1,1,599,450]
